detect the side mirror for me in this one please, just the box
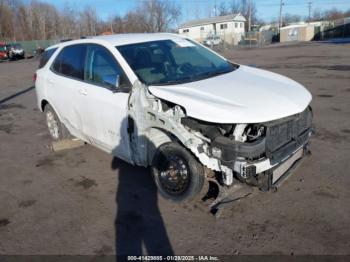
[103,74,120,90]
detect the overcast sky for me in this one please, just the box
[33,0,350,24]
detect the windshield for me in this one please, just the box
[116,39,238,85]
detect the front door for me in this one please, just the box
[77,44,132,162]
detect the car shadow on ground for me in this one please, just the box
[111,117,174,258]
[112,159,174,258]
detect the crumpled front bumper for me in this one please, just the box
[211,107,313,189]
[233,141,310,189]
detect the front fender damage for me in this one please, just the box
[127,82,231,181]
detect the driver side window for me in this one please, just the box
[85,44,129,90]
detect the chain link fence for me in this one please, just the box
[209,30,277,53]
[314,17,350,41]
[17,40,58,55]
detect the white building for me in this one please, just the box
[178,14,246,45]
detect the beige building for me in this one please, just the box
[178,14,246,45]
[280,24,315,42]
[279,21,330,43]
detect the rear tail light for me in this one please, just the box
[32,73,37,82]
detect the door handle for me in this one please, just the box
[79,88,88,95]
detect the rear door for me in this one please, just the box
[46,44,88,139]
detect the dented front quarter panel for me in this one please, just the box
[127,81,222,172]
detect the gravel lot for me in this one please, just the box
[0,42,349,256]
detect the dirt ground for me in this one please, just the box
[0,42,349,256]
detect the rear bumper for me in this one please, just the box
[12,53,25,58]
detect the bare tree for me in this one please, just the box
[311,8,322,21]
[218,2,229,16]
[30,1,49,40]
[0,0,14,39]
[0,0,181,40]
[229,0,241,13]
[112,15,124,34]
[224,0,262,29]
[60,3,78,39]
[80,6,98,36]
[284,13,302,25]
[138,0,181,32]
[123,11,148,33]
[17,3,30,40]
[323,8,345,21]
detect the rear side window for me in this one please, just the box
[38,48,57,69]
[52,44,86,80]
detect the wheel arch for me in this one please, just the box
[146,127,174,165]
[41,100,65,128]
[145,126,209,169]
[41,99,49,112]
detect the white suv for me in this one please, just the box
[35,33,312,202]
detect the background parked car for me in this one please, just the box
[203,35,223,47]
[0,43,8,60]
[6,43,25,60]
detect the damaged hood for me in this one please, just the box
[149,65,312,124]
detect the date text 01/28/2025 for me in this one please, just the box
[127,255,220,261]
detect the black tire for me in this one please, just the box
[44,104,70,141]
[151,142,204,202]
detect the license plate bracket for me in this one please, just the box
[272,148,304,185]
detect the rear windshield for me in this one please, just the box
[39,48,57,69]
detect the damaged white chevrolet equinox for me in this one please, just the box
[35,33,313,203]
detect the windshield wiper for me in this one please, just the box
[152,69,233,86]
[202,69,232,78]
[155,76,195,86]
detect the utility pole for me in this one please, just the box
[248,0,252,32]
[308,1,312,23]
[214,0,217,17]
[110,21,114,34]
[278,0,284,33]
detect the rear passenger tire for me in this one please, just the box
[151,142,204,203]
[44,104,70,141]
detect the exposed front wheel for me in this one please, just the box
[44,104,70,141]
[151,142,204,202]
